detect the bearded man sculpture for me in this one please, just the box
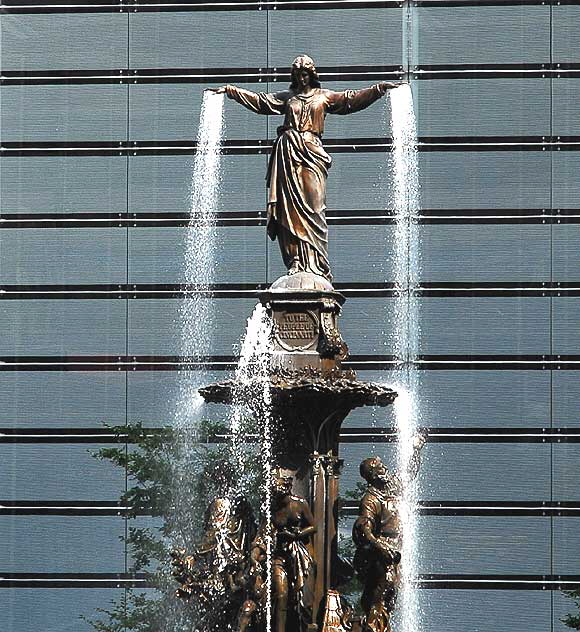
[209,55,402,281]
[353,433,427,632]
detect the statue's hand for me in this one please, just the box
[380,81,409,93]
[413,430,428,451]
[379,81,399,93]
[277,529,296,542]
[205,86,227,94]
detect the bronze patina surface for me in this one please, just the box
[353,435,426,632]
[178,56,414,632]
[209,56,402,280]
[173,473,317,632]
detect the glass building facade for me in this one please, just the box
[0,1,578,630]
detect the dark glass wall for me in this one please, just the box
[0,1,578,630]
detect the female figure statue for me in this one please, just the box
[209,55,402,281]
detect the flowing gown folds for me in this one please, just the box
[226,84,385,280]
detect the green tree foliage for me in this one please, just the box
[337,481,366,606]
[84,421,364,630]
[563,590,580,630]
[83,420,259,632]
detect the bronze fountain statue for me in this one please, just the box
[173,55,421,632]
[353,435,426,632]
[208,54,402,281]
[268,473,317,631]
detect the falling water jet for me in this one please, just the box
[176,90,225,436]
[226,304,275,632]
[180,90,225,383]
[167,92,225,632]
[388,83,423,632]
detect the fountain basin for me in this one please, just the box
[199,367,397,409]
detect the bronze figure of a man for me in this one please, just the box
[352,434,426,632]
[209,55,403,281]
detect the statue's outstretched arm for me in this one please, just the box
[207,85,286,115]
[407,431,428,481]
[325,81,405,115]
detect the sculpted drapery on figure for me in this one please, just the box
[172,475,317,632]
[209,55,401,281]
[353,433,426,632]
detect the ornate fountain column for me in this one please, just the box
[199,271,396,631]
[259,272,351,629]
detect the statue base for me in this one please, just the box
[259,272,348,372]
[197,272,398,631]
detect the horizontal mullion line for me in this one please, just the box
[2,427,579,444]
[1,209,578,228]
[0,573,146,589]
[339,427,580,444]
[416,208,580,225]
[0,65,402,85]
[2,1,580,14]
[2,136,578,156]
[0,138,389,157]
[25,0,580,14]
[4,64,580,85]
[415,0,566,5]
[0,282,579,299]
[0,573,578,590]
[0,355,579,370]
[343,501,580,517]
[418,575,580,591]
[413,62,580,80]
[2,500,580,517]
[0,500,131,516]
[0,0,403,14]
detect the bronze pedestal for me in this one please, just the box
[196,272,396,631]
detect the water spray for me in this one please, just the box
[388,83,423,632]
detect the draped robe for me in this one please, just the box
[226,84,385,280]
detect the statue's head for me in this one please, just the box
[290,54,321,90]
[271,472,293,498]
[206,497,231,528]
[360,456,391,487]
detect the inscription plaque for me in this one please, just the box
[275,310,318,351]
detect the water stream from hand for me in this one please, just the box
[180,90,225,379]
[174,91,225,545]
[173,91,276,631]
[388,83,423,632]
[166,92,225,632]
